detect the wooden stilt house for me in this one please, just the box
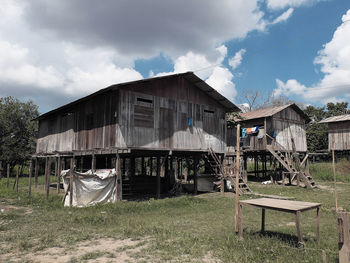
[226,104,316,189]
[319,114,350,151]
[34,72,240,200]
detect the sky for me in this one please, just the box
[0,0,350,114]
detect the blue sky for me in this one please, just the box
[0,0,349,113]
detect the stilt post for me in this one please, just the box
[115,153,122,202]
[34,158,38,188]
[156,156,161,199]
[28,159,33,197]
[235,124,241,234]
[69,157,75,206]
[46,158,51,201]
[57,156,61,193]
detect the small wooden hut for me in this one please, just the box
[34,72,240,200]
[226,104,315,188]
[319,114,350,151]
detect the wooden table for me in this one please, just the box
[238,198,321,244]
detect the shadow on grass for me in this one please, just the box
[250,230,309,247]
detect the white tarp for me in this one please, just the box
[61,169,117,207]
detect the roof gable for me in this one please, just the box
[36,72,239,120]
[233,104,311,123]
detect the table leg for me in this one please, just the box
[316,207,321,242]
[295,211,303,243]
[239,204,243,239]
[261,208,265,233]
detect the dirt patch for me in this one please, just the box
[0,204,33,215]
[0,238,149,262]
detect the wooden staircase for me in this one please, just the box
[202,148,251,194]
[266,137,316,188]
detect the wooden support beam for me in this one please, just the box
[261,209,265,233]
[57,156,61,194]
[115,154,122,202]
[156,156,160,199]
[165,156,169,192]
[69,157,75,207]
[235,124,241,234]
[34,158,38,188]
[295,211,303,244]
[28,159,33,197]
[91,154,96,173]
[193,156,198,195]
[337,211,350,263]
[46,158,51,201]
[149,157,153,176]
[332,149,338,210]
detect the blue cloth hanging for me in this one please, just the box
[188,117,193,127]
[242,128,247,138]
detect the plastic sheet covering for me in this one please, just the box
[61,169,117,207]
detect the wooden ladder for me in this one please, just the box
[204,148,251,194]
[266,137,316,188]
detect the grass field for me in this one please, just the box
[0,162,349,262]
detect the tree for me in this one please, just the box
[325,102,349,117]
[0,97,39,164]
[304,105,328,152]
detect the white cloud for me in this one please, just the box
[271,8,294,24]
[206,67,237,102]
[0,0,316,111]
[266,0,323,10]
[272,9,350,104]
[229,49,246,70]
[0,40,63,89]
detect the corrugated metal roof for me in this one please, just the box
[229,104,311,123]
[36,72,239,120]
[319,114,350,123]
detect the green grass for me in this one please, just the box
[310,159,350,182]
[0,165,349,262]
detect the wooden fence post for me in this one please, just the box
[235,123,241,234]
[337,211,350,263]
[46,158,51,201]
[115,153,122,202]
[332,149,338,210]
[28,159,33,197]
[34,158,38,188]
[156,156,160,199]
[57,156,61,194]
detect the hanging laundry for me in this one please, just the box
[251,126,259,134]
[242,128,247,138]
[246,127,253,134]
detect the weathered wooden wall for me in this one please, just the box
[226,107,307,152]
[36,76,227,154]
[328,121,350,150]
[272,107,307,152]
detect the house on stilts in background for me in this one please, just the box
[227,103,316,188]
[34,72,245,201]
[319,114,350,153]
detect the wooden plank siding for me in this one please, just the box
[272,107,307,152]
[328,121,350,150]
[36,75,228,154]
[227,106,308,152]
